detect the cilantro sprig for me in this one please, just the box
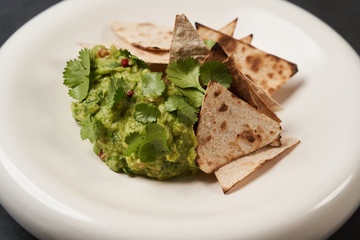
[63,49,91,101]
[134,103,161,124]
[124,123,169,162]
[166,57,232,109]
[165,95,199,125]
[141,72,165,97]
[166,57,205,94]
[200,61,233,88]
[107,76,126,107]
[79,115,106,143]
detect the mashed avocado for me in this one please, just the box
[67,45,198,180]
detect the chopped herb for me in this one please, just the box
[141,72,165,97]
[79,114,106,143]
[200,60,233,88]
[107,76,126,107]
[124,123,169,162]
[166,57,205,93]
[165,95,199,125]
[63,48,91,101]
[134,103,161,124]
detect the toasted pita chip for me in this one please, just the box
[195,81,282,174]
[218,18,238,37]
[223,55,281,122]
[239,34,253,44]
[169,14,209,62]
[213,18,253,44]
[215,136,300,193]
[78,41,168,73]
[246,75,283,112]
[201,43,281,122]
[110,21,173,51]
[195,22,298,95]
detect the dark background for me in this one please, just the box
[0,0,359,239]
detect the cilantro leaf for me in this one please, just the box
[139,142,164,162]
[79,48,91,74]
[204,39,217,49]
[165,95,199,125]
[200,61,233,88]
[79,115,106,143]
[63,49,91,101]
[108,76,125,107]
[166,57,205,93]
[124,123,168,162]
[141,72,165,97]
[178,88,204,108]
[134,103,161,124]
[124,132,145,156]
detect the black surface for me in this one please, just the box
[0,0,359,239]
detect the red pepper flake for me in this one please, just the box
[121,58,129,67]
[127,90,134,97]
[99,151,105,160]
[98,48,109,58]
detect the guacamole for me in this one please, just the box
[66,45,198,180]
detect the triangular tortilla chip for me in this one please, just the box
[218,18,238,37]
[195,22,298,95]
[223,55,281,122]
[239,34,253,45]
[169,14,209,62]
[215,136,300,193]
[246,75,283,112]
[110,21,173,51]
[201,43,281,122]
[209,18,253,44]
[195,81,282,174]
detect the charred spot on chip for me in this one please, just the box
[240,129,256,143]
[220,121,227,131]
[206,161,213,166]
[268,87,275,95]
[246,55,262,73]
[267,72,274,79]
[218,35,235,52]
[214,90,222,97]
[205,135,213,142]
[218,103,229,112]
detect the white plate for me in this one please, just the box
[1,0,360,239]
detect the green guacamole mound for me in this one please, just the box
[70,45,198,180]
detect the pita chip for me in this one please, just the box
[215,136,300,193]
[195,81,282,174]
[223,55,281,122]
[169,14,209,62]
[239,34,253,45]
[195,22,298,95]
[110,21,173,51]
[201,43,281,122]
[218,18,238,37]
[217,18,253,44]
